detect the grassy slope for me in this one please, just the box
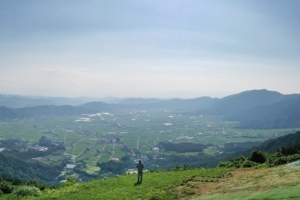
[192,164,300,200]
[3,163,300,200]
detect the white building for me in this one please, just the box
[152,147,159,153]
[66,164,76,169]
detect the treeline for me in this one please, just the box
[218,142,300,168]
[97,156,133,177]
[222,141,260,153]
[253,131,300,152]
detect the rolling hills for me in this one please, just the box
[1,89,299,129]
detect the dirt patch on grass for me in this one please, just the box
[176,166,300,199]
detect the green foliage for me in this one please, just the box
[0,181,14,194]
[182,189,195,195]
[11,186,40,197]
[97,156,134,175]
[241,160,258,168]
[60,176,77,187]
[0,153,65,184]
[39,136,53,147]
[217,156,246,168]
[254,131,300,153]
[248,150,267,164]
[27,179,47,191]
[219,142,300,169]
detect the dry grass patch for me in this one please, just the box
[176,166,300,200]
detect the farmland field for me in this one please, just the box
[0,109,299,176]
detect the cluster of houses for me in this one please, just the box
[152,147,159,153]
[31,145,48,151]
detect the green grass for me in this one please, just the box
[191,166,300,200]
[3,164,300,200]
[98,154,110,163]
[17,167,231,200]
[113,145,126,158]
[1,111,300,185]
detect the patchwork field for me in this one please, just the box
[0,110,299,175]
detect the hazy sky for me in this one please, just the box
[1,0,300,98]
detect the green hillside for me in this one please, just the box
[2,132,300,199]
[1,163,300,200]
[227,99,300,129]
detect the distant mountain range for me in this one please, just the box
[226,98,300,129]
[0,89,300,129]
[0,94,99,108]
[0,105,94,119]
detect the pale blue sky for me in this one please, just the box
[0,0,299,98]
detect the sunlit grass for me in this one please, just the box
[23,167,232,200]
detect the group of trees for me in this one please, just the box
[0,176,46,197]
[218,142,300,168]
[0,137,66,185]
[97,156,133,177]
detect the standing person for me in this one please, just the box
[136,160,144,184]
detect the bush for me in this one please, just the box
[60,176,77,187]
[287,154,300,162]
[12,186,40,197]
[242,160,258,168]
[217,156,246,168]
[27,179,47,190]
[248,150,267,164]
[269,156,288,166]
[0,181,14,194]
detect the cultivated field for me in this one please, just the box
[0,110,298,174]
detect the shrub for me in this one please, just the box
[269,156,288,166]
[183,165,190,170]
[60,176,77,187]
[173,166,182,171]
[217,156,245,168]
[242,160,258,168]
[287,154,300,162]
[248,150,267,164]
[27,179,47,191]
[182,189,195,195]
[12,186,40,197]
[0,181,14,194]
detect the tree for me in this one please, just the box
[248,150,267,164]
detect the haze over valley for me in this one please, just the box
[1,1,300,199]
[0,89,300,185]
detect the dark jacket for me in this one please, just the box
[136,163,144,173]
